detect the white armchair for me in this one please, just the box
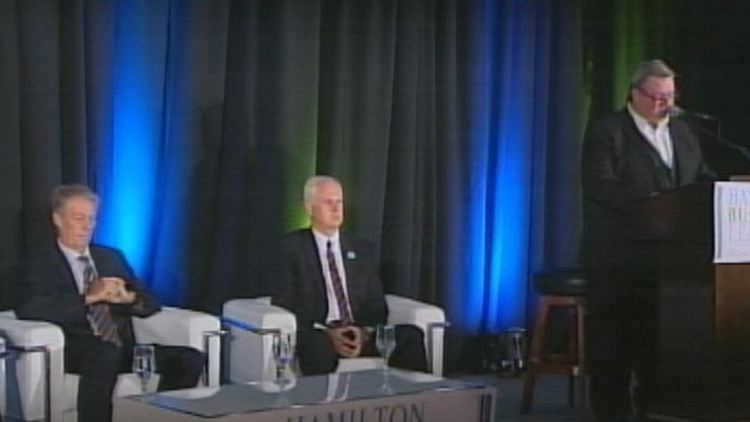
[222,294,447,383]
[0,307,222,422]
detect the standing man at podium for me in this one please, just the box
[581,59,714,421]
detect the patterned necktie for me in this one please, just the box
[326,240,353,324]
[79,256,121,346]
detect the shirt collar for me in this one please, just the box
[57,238,91,261]
[312,228,340,246]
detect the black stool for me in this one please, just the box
[520,269,587,413]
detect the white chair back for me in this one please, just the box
[222,295,447,383]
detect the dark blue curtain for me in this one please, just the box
[0,0,585,339]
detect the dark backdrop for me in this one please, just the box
[2,0,750,369]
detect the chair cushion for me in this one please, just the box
[534,269,587,296]
[223,298,296,332]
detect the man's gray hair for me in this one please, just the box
[303,175,341,205]
[630,59,676,89]
[51,184,98,213]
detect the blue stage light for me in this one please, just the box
[95,0,172,299]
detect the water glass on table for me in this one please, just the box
[132,344,156,393]
[272,332,295,389]
[376,324,396,370]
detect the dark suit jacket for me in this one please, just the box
[17,242,160,349]
[580,109,714,270]
[271,229,387,332]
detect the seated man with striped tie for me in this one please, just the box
[17,184,204,422]
[272,175,427,375]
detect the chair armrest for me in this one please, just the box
[132,307,222,387]
[0,314,65,422]
[222,297,296,334]
[0,314,65,351]
[223,298,296,383]
[385,294,445,331]
[133,306,219,349]
[385,294,448,376]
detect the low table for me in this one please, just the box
[114,369,495,422]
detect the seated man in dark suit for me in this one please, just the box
[17,184,204,422]
[272,175,428,375]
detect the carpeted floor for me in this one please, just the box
[457,373,594,422]
[459,373,750,422]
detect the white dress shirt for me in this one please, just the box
[628,103,674,168]
[57,239,96,294]
[311,229,353,323]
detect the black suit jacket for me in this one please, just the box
[17,242,160,349]
[271,229,387,332]
[580,109,714,270]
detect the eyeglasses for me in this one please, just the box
[637,87,678,102]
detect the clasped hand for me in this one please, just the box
[326,325,365,358]
[85,277,136,305]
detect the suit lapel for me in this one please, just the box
[624,114,675,190]
[339,234,360,316]
[304,229,328,312]
[53,243,81,294]
[669,122,689,185]
[90,246,109,276]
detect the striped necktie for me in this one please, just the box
[79,256,121,346]
[326,240,353,324]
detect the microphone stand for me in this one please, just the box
[682,116,750,164]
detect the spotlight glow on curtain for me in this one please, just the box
[458,0,551,333]
[96,0,169,285]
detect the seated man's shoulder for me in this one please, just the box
[24,242,63,269]
[278,228,314,248]
[340,236,378,263]
[89,244,134,272]
[278,230,376,255]
[89,243,125,257]
[347,236,373,247]
[281,228,310,240]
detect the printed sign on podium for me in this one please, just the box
[714,181,750,263]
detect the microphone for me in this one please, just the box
[668,106,716,121]
[673,106,750,166]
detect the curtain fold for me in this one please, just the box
[0,0,586,340]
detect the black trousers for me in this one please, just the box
[296,324,428,376]
[64,333,204,422]
[586,270,660,421]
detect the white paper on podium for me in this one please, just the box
[714,181,750,263]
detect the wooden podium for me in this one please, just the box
[629,182,750,421]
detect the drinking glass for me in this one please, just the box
[375,324,396,370]
[132,344,156,392]
[272,332,295,390]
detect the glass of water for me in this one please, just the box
[375,324,396,370]
[132,344,156,392]
[272,332,295,389]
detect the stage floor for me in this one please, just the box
[467,373,750,422]
[461,374,592,422]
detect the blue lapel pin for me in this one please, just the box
[346,251,356,260]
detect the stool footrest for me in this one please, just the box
[527,362,583,375]
[521,292,587,414]
[530,354,578,364]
